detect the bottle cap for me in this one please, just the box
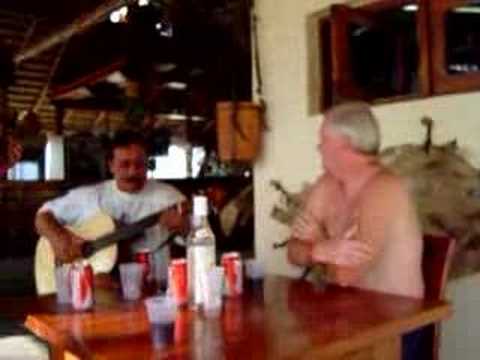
[193,195,208,216]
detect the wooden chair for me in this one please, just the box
[421,235,456,360]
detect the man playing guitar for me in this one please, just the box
[35,130,188,292]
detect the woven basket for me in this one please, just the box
[216,101,262,162]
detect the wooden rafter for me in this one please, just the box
[14,0,137,64]
[50,58,126,99]
[33,41,68,113]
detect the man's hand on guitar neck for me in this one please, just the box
[35,210,86,263]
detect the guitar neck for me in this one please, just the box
[82,210,166,257]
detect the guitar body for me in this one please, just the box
[34,212,118,295]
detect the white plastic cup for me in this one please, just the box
[119,263,143,300]
[245,259,264,280]
[55,264,71,304]
[144,295,177,348]
[203,266,224,317]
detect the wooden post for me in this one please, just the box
[55,107,65,135]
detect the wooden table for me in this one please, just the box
[1,276,451,359]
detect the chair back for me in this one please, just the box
[422,235,456,300]
[421,235,456,360]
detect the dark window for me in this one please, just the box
[321,0,480,109]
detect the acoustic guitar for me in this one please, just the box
[34,207,179,295]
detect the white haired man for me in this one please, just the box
[287,102,425,360]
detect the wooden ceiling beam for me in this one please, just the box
[14,79,45,88]
[8,86,42,95]
[52,97,125,112]
[14,70,48,79]
[55,107,64,135]
[8,101,55,111]
[0,29,24,39]
[18,62,52,72]
[14,0,137,64]
[50,58,126,98]
[7,93,37,102]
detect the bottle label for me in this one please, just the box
[195,228,211,239]
[189,245,215,306]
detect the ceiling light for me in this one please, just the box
[402,4,418,12]
[453,6,480,14]
[119,6,128,17]
[190,68,205,77]
[156,20,173,38]
[163,81,188,90]
[352,26,368,37]
[162,113,188,121]
[106,71,127,86]
[109,6,129,23]
[138,0,150,6]
[154,63,177,73]
[191,116,206,122]
[110,11,121,23]
[158,113,206,121]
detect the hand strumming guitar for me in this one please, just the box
[158,201,189,235]
[53,229,85,263]
[35,210,86,263]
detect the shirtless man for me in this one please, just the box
[287,102,424,299]
[288,102,425,359]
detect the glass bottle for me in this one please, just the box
[187,195,216,309]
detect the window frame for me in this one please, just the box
[430,0,480,94]
[322,0,480,108]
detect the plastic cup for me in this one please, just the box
[55,264,71,304]
[144,295,177,348]
[245,259,264,281]
[203,266,224,318]
[119,263,143,300]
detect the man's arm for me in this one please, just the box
[287,237,314,266]
[35,211,85,263]
[287,177,330,267]
[35,186,97,262]
[314,173,409,285]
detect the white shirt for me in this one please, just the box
[39,179,186,280]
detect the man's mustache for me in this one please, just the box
[124,176,144,183]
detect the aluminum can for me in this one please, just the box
[71,260,94,311]
[168,258,188,306]
[221,252,243,297]
[135,249,153,283]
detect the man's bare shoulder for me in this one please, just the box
[305,173,337,199]
[368,169,407,192]
[361,168,411,210]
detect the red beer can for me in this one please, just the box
[135,248,152,283]
[168,258,188,306]
[71,260,94,311]
[221,252,243,297]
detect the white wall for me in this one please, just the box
[45,133,65,180]
[254,0,480,358]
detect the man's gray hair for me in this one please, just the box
[325,101,380,155]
